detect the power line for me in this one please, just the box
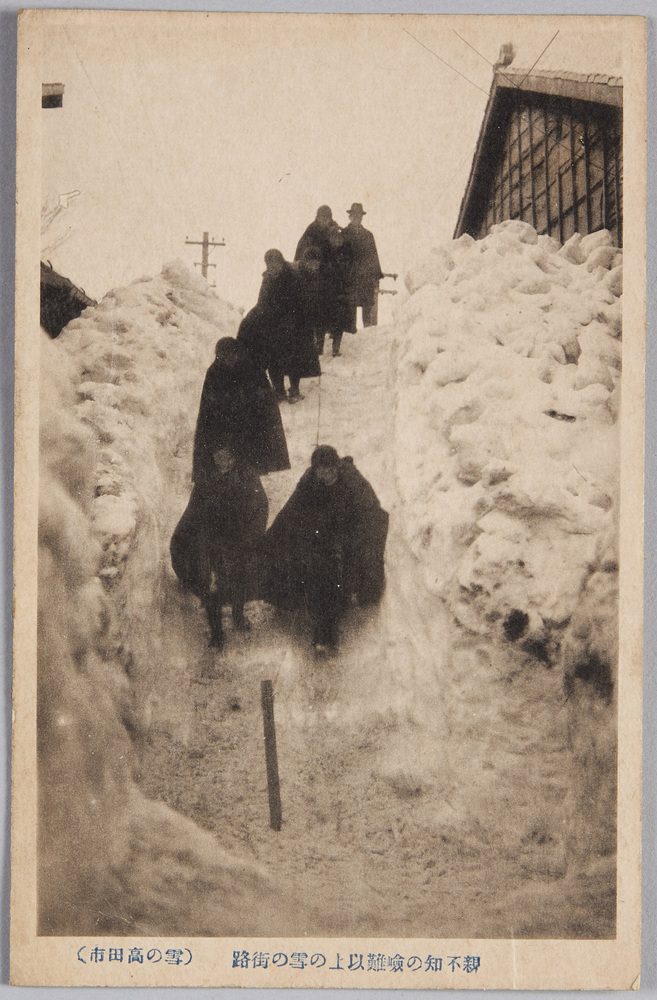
[450,28,608,179]
[517,30,560,89]
[60,25,129,190]
[316,374,322,447]
[451,29,532,93]
[110,26,167,164]
[62,26,105,111]
[415,26,618,238]
[451,27,560,92]
[450,30,492,69]
[402,27,489,97]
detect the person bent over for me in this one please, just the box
[193,336,290,480]
[171,446,268,649]
[261,445,388,654]
[238,250,321,404]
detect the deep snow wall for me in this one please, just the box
[54,262,244,735]
[393,220,620,868]
[37,263,313,935]
[37,239,619,936]
[395,221,620,665]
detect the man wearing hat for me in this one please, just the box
[261,445,388,654]
[341,203,384,330]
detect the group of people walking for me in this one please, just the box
[170,206,389,655]
[237,203,385,403]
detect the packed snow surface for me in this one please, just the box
[396,221,620,671]
[39,243,617,938]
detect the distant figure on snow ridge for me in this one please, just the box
[341,202,384,331]
[237,249,321,404]
[261,445,389,654]
[192,337,290,482]
[171,444,268,648]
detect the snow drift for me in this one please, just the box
[394,221,620,684]
[37,263,315,935]
[36,237,618,939]
[391,221,619,883]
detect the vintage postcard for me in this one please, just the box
[11,10,645,988]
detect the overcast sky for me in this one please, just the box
[38,12,624,312]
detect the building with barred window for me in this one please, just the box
[454,65,622,246]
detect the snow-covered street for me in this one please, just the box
[37,232,617,937]
[138,322,615,939]
[17,11,648,990]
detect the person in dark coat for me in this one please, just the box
[294,207,349,357]
[341,203,384,330]
[295,206,337,275]
[260,249,321,403]
[238,250,321,403]
[327,225,354,356]
[296,245,323,329]
[261,445,389,653]
[296,245,332,356]
[193,336,290,483]
[171,445,268,647]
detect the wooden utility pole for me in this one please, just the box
[261,679,282,831]
[185,231,225,280]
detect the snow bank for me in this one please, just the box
[38,263,312,934]
[393,221,620,682]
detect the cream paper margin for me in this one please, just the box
[10,10,646,988]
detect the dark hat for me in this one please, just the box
[311,445,340,468]
[316,205,333,221]
[347,202,366,215]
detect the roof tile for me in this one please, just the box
[497,66,622,90]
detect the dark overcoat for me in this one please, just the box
[341,223,383,301]
[238,264,320,381]
[236,305,270,374]
[170,461,268,604]
[295,221,348,334]
[261,457,388,612]
[192,351,290,481]
[295,220,337,271]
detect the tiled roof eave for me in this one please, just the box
[494,67,623,107]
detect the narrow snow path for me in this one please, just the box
[263,330,451,734]
[140,326,614,939]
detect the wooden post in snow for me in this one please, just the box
[261,679,282,831]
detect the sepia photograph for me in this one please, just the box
[11,10,645,988]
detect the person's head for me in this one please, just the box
[212,446,235,474]
[264,249,285,276]
[315,205,333,227]
[311,445,340,486]
[214,337,242,368]
[347,202,366,224]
